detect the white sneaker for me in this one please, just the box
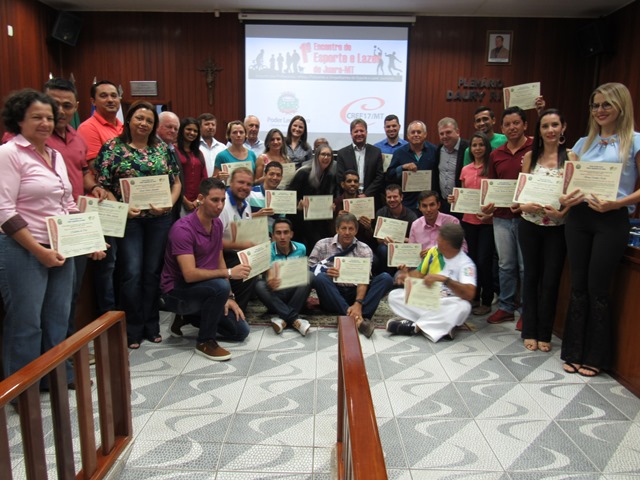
[271,317,286,334]
[292,318,310,337]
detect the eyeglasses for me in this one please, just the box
[590,102,614,112]
[318,152,333,158]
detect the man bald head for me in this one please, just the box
[157,111,180,145]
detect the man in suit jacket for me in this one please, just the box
[336,119,385,205]
[432,117,469,217]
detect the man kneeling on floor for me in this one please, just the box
[160,178,251,361]
[387,223,476,342]
[309,213,393,338]
[255,218,313,336]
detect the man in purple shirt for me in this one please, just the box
[160,178,251,361]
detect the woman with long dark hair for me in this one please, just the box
[254,128,290,185]
[560,83,640,376]
[96,100,181,348]
[518,109,577,352]
[285,115,313,167]
[453,131,494,315]
[177,117,207,215]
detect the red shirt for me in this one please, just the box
[488,137,533,219]
[177,150,208,201]
[46,126,88,201]
[77,112,123,161]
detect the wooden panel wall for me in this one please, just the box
[1,2,639,145]
[0,0,57,97]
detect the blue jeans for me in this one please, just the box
[492,217,523,313]
[118,215,172,343]
[67,255,88,337]
[162,278,250,342]
[312,272,393,319]
[0,235,74,382]
[255,272,313,324]
[94,236,117,315]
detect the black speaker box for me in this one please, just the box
[52,12,82,47]
[577,20,612,57]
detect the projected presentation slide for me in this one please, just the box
[245,24,409,148]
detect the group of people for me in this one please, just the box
[1,79,637,382]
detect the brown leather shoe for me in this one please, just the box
[472,305,492,316]
[358,318,376,338]
[487,309,515,324]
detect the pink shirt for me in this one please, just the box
[77,111,123,161]
[47,126,88,201]
[0,135,77,244]
[409,212,461,251]
[459,163,491,226]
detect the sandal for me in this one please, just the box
[578,365,600,377]
[128,341,141,350]
[146,334,163,344]
[538,341,552,352]
[524,339,538,351]
[563,362,580,374]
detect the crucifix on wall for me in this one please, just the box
[198,57,223,106]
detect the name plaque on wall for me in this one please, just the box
[130,81,158,97]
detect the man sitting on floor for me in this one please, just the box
[160,178,251,361]
[255,218,313,336]
[387,224,476,342]
[309,213,393,338]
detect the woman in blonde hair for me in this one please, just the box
[560,83,640,377]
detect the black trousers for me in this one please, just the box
[518,219,566,342]
[462,222,494,306]
[561,204,629,369]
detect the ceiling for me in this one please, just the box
[40,0,632,18]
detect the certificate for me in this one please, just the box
[77,196,129,238]
[333,257,370,285]
[279,163,296,189]
[404,277,441,310]
[266,190,297,214]
[382,153,393,172]
[232,217,270,244]
[402,170,432,192]
[450,188,482,214]
[480,179,517,207]
[120,175,172,210]
[388,243,422,268]
[237,241,271,279]
[46,213,106,258]
[343,197,375,219]
[271,257,309,291]
[562,161,623,202]
[373,217,408,243]
[221,160,254,174]
[512,173,563,209]
[503,82,541,110]
[303,195,333,220]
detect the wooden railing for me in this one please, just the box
[0,311,132,479]
[336,315,387,479]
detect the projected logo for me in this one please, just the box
[340,97,385,125]
[278,92,299,114]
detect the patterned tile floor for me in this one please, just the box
[7,308,640,479]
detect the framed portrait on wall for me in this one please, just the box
[487,31,513,65]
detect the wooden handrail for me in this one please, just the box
[0,311,132,480]
[336,315,387,480]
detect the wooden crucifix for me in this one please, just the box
[198,57,223,106]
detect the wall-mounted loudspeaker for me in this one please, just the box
[52,12,82,46]
[576,20,611,57]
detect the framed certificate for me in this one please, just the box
[404,277,441,310]
[303,195,334,220]
[387,243,422,268]
[503,82,541,110]
[480,179,517,207]
[266,190,297,214]
[78,196,129,238]
[237,241,271,279]
[343,197,375,220]
[333,257,371,285]
[373,217,408,243]
[232,216,270,244]
[450,188,482,214]
[271,257,309,291]
[46,213,106,258]
[562,161,622,202]
[402,170,432,192]
[221,160,254,174]
[512,173,562,209]
[120,175,172,210]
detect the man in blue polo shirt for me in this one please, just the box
[160,178,251,361]
[255,218,313,336]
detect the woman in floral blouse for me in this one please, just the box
[96,101,181,349]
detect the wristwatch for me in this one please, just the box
[443,277,450,287]
[355,299,364,305]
